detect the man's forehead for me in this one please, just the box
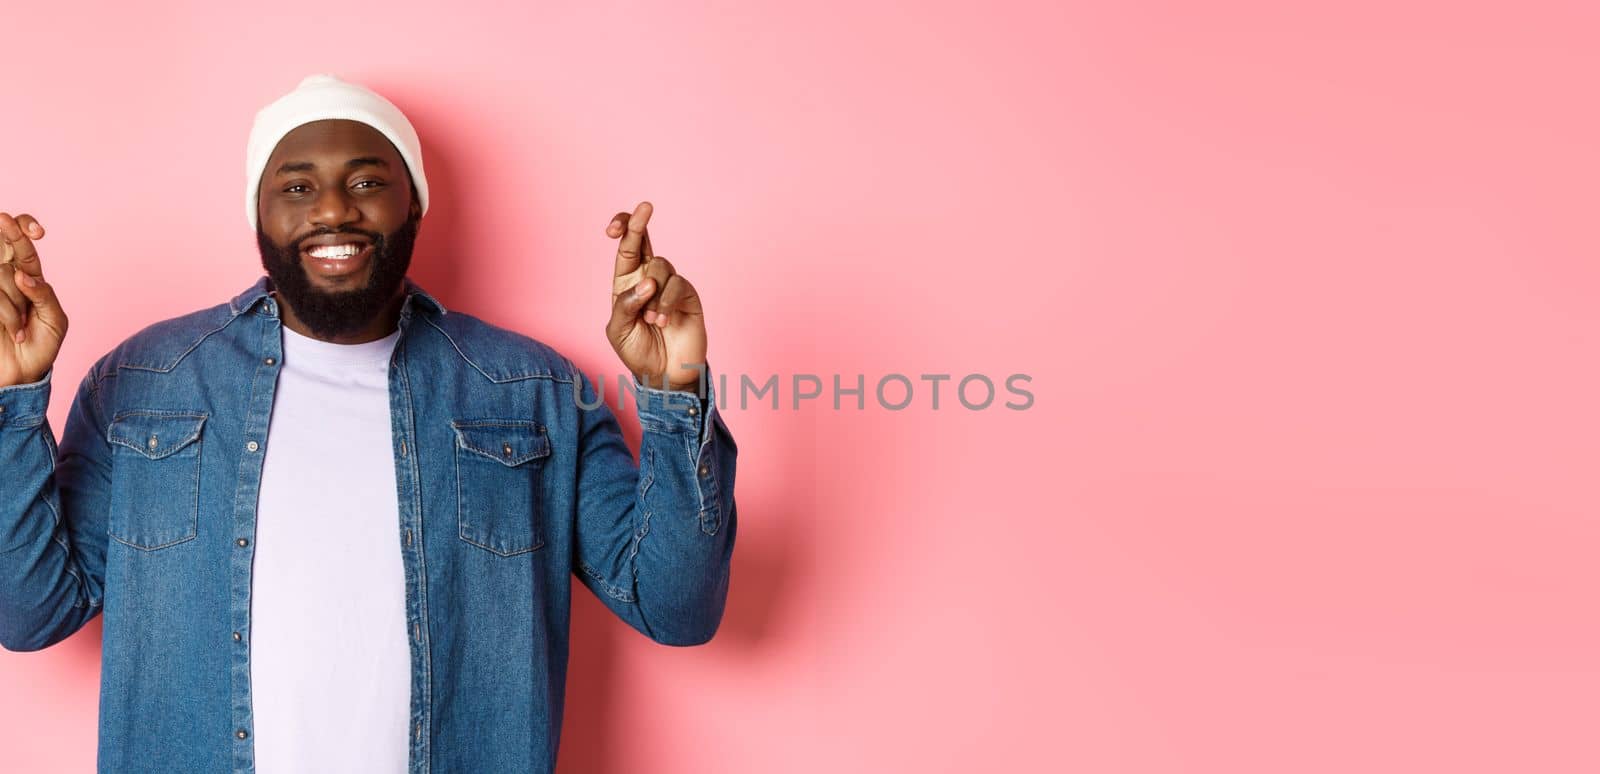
[268,119,401,166]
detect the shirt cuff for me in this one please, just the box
[0,366,53,427]
[633,363,715,448]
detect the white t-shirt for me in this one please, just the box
[249,322,409,773]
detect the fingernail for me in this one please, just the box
[16,272,34,288]
[13,330,23,343]
[636,280,652,297]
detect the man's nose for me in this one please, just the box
[308,186,359,229]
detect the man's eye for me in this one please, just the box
[354,180,386,189]
[284,184,310,194]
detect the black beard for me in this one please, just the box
[255,215,418,339]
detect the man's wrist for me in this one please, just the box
[634,363,708,395]
[0,365,54,426]
[0,365,53,394]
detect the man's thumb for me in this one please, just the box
[607,278,655,340]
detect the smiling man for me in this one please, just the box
[0,74,737,774]
[254,119,423,342]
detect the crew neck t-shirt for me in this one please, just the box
[249,322,409,773]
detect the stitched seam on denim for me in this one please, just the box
[684,435,706,505]
[108,531,197,551]
[453,420,546,554]
[116,311,239,373]
[626,447,656,598]
[87,360,115,393]
[105,411,207,457]
[630,506,653,584]
[86,366,116,431]
[697,460,720,537]
[420,316,575,385]
[454,438,464,556]
[391,352,433,770]
[577,559,637,603]
[456,442,550,466]
[452,419,550,429]
[451,420,550,465]
[116,423,202,550]
[454,441,538,556]
[104,413,204,550]
[188,431,202,549]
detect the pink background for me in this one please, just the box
[4,1,1598,771]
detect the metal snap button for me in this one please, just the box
[246,440,259,452]
[236,538,249,548]
[502,443,513,457]
[147,435,158,449]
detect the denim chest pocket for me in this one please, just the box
[105,410,208,551]
[451,419,550,556]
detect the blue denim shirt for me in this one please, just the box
[0,274,738,773]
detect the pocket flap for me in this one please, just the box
[451,420,550,466]
[108,411,209,460]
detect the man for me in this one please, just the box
[0,73,737,773]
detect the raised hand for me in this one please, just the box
[0,212,69,388]
[605,201,708,392]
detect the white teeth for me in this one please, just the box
[306,243,364,259]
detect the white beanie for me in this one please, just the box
[244,73,429,231]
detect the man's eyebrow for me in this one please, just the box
[274,156,391,176]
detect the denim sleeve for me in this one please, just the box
[0,364,111,652]
[568,360,738,646]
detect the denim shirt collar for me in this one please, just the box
[227,274,449,319]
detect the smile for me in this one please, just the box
[305,242,366,259]
[300,242,374,278]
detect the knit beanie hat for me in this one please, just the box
[244,73,429,231]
